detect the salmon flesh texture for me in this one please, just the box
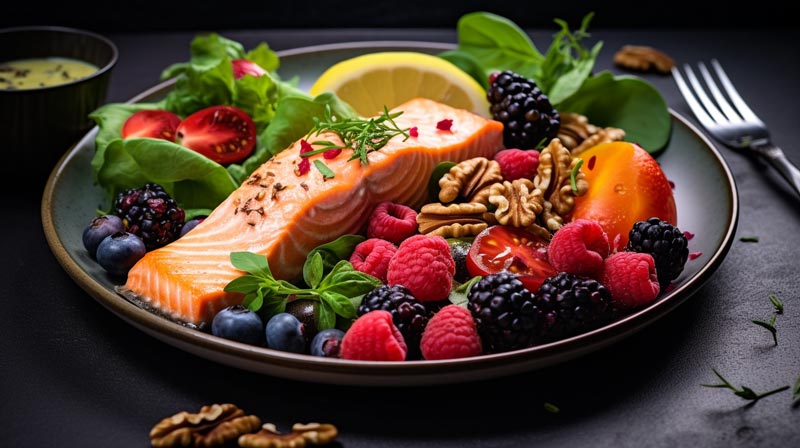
[123,98,504,325]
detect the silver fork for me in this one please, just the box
[672,60,800,197]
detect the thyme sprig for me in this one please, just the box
[305,105,411,166]
[751,315,778,346]
[702,368,789,404]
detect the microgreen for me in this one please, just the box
[543,402,560,414]
[306,105,411,167]
[751,315,778,346]
[768,294,784,314]
[739,236,759,243]
[448,276,482,307]
[224,247,381,331]
[793,376,800,406]
[570,158,584,193]
[702,368,789,404]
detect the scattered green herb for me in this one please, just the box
[224,250,381,331]
[751,315,778,346]
[793,376,800,406]
[570,158,584,193]
[305,105,410,166]
[702,368,789,403]
[769,294,784,314]
[544,402,560,414]
[739,236,759,243]
[313,160,335,179]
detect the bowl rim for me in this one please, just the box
[0,25,118,93]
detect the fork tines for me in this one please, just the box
[671,60,764,129]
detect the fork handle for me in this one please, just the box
[759,145,800,197]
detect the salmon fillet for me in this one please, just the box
[123,98,504,325]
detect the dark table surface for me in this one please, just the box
[4,27,800,448]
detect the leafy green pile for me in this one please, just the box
[89,34,355,218]
[440,12,671,153]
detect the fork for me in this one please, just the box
[672,60,800,197]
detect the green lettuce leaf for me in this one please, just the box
[92,137,237,217]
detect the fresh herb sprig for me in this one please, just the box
[751,294,784,345]
[702,368,789,404]
[224,250,381,330]
[793,375,800,407]
[304,105,411,171]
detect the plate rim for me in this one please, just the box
[40,40,739,385]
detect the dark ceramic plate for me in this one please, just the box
[42,42,738,386]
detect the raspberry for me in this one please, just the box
[340,310,407,361]
[387,235,455,302]
[366,201,418,245]
[494,149,540,181]
[421,305,482,360]
[601,252,660,309]
[548,219,610,278]
[349,238,397,283]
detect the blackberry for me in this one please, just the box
[113,183,185,251]
[534,272,613,341]
[467,271,539,353]
[487,70,560,149]
[358,285,428,357]
[626,217,689,288]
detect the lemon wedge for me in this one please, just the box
[309,51,491,118]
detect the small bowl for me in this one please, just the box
[0,26,117,185]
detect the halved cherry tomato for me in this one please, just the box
[467,225,557,293]
[232,59,267,79]
[176,105,257,165]
[120,110,182,141]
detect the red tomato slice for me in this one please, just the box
[121,110,182,141]
[176,105,257,165]
[232,59,267,79]
[467,225,557,293]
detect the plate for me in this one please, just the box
[42,42,739,386]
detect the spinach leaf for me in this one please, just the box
[263,93,358,157]
[453,11,545,83]
[92,137,238,217]
[556,71,672,152]
[303,234,365,282]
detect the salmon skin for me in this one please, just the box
[122,98,504,325]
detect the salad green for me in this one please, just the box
[440,11,671,153]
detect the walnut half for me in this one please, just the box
[614,45,675,74]
[533,138,589,232]
[438,157,503,205]
[417,202,489,238]
[149,403,261,448]
[238,422,338,448]
[557,112,626,155]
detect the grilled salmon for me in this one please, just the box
[123,98,504,325]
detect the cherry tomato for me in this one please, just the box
[176,105,257,165]
[467,225,557,293]
[232,59,267,79]
[120,110,182,141]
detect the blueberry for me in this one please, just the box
[265,312,306,354]
[96,232,147,277]
[82,215,125,259]
[310,328,345,358]
[212,305,265,346]
[180,217,205,237]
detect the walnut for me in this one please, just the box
[438,157,503,204]
[417,202,489,238]
[571,127,627,156]
[488,179,544,228]
[533,138,589,231]
[614,45,675,74]
[238,422,338,448]
[149,403,261,448]
[557,112,625,155]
